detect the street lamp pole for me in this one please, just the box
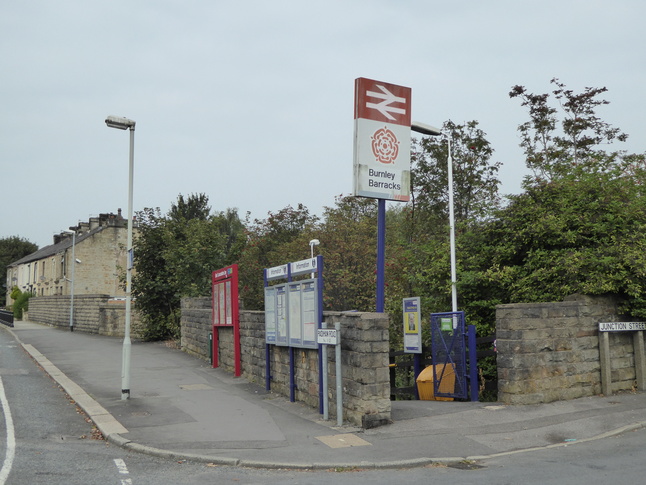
[309,239,320,279]
[411,122,457,312]
[105,115,136,400]
[63,230,77,331]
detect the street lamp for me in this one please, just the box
[411,122,457,313]
[105,115,136,400]
[62,230,77,331]
[309,239,320,278]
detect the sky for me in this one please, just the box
[2,1,645,249]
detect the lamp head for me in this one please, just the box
[411,121,442,136]
[105,115,136,130]
[309,239,320,247]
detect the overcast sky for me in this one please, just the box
[2,1,644,249]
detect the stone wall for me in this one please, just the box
[496,294,643,404]
[180,297,391,428]
[27,294,141,337]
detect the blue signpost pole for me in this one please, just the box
[376,199,386,312]
[263,269,271,391]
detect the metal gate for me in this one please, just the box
[430,311,467,400]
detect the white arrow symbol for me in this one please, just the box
[365,84,407,121]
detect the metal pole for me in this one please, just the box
[69,231,76,332]
[376,199,386,312]
[335,321,342,426]
[322,322,329,420]
[447,137,457,313]
[122,126,135,400]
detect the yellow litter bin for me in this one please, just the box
[416,364,455,401]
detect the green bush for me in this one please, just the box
[13,291,34,320]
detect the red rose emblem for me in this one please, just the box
[371,126,399,164]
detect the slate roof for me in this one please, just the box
[7,226,105,267]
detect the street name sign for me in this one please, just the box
[599,321,646,332]
[317,328,339,345]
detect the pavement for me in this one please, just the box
[3,320,645,469]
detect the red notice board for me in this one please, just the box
[211,264,241,376]
[212,264,239,326]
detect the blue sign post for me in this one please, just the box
[353,77,412,312]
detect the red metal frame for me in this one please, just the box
[211,264,241,376]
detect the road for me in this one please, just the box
[2,325,644,484]
[0,328,128,484]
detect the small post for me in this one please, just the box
[265,343,271,391]
[600,331,612,396]
[634,331,645,391]
[289,346,295,402]
[322,322,329,420]
[209,332,213,366]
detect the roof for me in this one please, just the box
[7,226,105,268]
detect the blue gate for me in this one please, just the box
[430,311,468,400]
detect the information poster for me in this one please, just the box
[218,282,226,324]
[264,287,276,344]
[276,286,288,345]
[289,283,302,345]
[403,297,422,353]
[225,281,232,324]
[301,281,317,347]
[264,279,319,349]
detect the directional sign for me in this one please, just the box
[353,77,412,202]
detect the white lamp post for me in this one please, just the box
[62,230,77,331]
[411,122,457,313]
[309,239,320,278]
[105,115,136,400]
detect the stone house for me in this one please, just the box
[5,210,131,304]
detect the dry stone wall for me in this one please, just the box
[180,297,391,428]
[496,294,644,404]
[26,294,141,337]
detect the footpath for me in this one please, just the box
[3,321,645,469]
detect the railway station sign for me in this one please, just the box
[353,77,412,202]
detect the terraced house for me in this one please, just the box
[5,210,130,303]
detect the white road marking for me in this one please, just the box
[114,458,133,484]
[0,376,16,485]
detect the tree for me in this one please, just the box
[509,78,628,183]
[131,207,176,339]
[132,194,245,340]
[318,196,378,312]
[167,193,211,221]
[460,166,646,322]
[398,120,501,330]
[238,204,318,310]
[1,236,38,307]
[410,120,501,226]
